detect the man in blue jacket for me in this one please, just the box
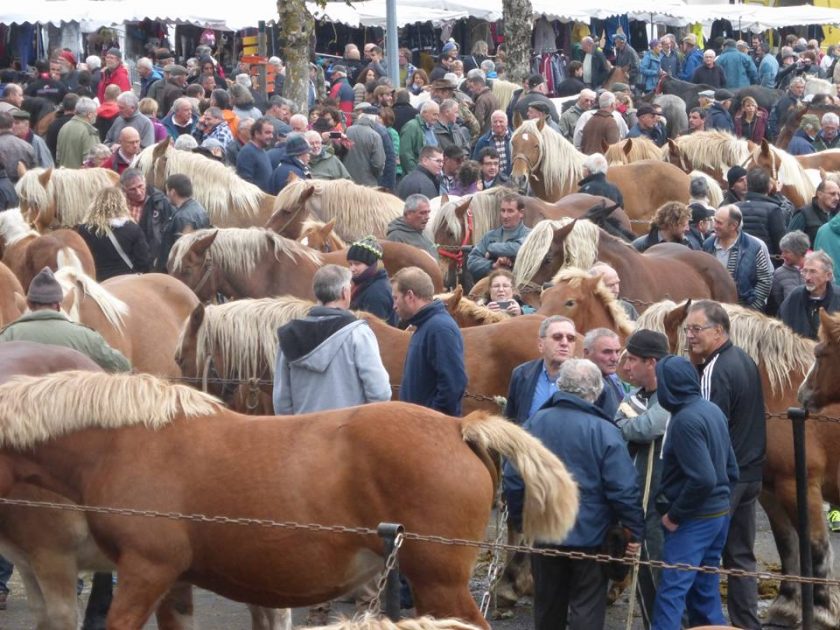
[466,194,531,281]
[716,38,758,88]
[678,35,703,83]
[652,355,739,629]
[392,266,466,415]
[504,358,644,630]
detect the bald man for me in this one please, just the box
[102,126,141,174]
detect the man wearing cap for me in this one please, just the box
[399,101,440,174]
[160,66,189,118]
[627,103,667,147]
[11,109,53,168]
[97,48,131,103]
[613,34,641,90]
[526,101,561,134]
[704,90,735,133]
[0,112,35,181]
[346,236,397,326]
[615,329,672,629]
[559,90,596,143]
[679,35,704,83]
[0,267,130,372]
[722,165,748,205]
[465,71,499,135]
[328,65,355,117]
[580,36,611,90]
[430,75,481,143]
[687,177,717,248]
[269,133,311,194]
[716,39,758,88]
[787,114,819,156]
[691,50,726,88]
[467,193,530,281]
[429,42,459,82]
[510,74,560,125]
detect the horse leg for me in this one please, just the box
[154,582,195,630]
[411,580,489,630]
[248,605,292,630]
[761,487,802,626]
[810,508,840,630]
[12,560,51,630]
[105,558,180,630]
[493,524,531,613]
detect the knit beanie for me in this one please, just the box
[625,330,669,359]
[27,267,63,304]
[726,165,748,188]
[346,236,383,266]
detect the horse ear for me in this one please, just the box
[440,193,449,205]
[820,167,829,182]
[16,161,27,178]
[190,230,218,257]
[301,185,316,201]
[188,302,206,333]
[665,138,678,158]
[553,220,577,246]
[454,197,471,220]
[760,138,772,157]
[287,172,299,185]
[536,116,545,132]
[600,139,610,153]
[664,299,691,337]
[819,308,840,342]
[623,138,633,156]
[152,137,171,159]
[452,284,463,304]
[38,168,53,188]
[322,218,336,233]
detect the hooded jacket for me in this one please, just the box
[655,356,739,524]
[815,212,840,283]
[273,306,391,414]
[350,268,398,326]
[385,216,438,260]
[779,283,840,340]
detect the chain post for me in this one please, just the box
[370,523,404,621]
[789,406,814,630]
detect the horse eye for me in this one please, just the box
[564,299,576,308]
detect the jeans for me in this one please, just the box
[0,554,12,593]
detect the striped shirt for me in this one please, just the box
[713,233,773,309]
[493,135,509,174]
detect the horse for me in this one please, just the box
[603,137,664,165]
[512,219,738,310]
[654,94,689,138]
[658,75,715,111]
[269,178,403,241]
[509,119,690,227]
[639,302,840,629]
[55,269,199,376]
[14,167,120,233]
[0,261,24,327]
[602,65,632,91]
[796,149,840,174]
[777,103,840,151]
[437,287,509,327]
[0,370,579,629]
[663,130,752,184]
[134,139,278,228]
[298,219,347,252]
[747,139,817,209]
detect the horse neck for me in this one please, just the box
[595,233,635,277]
[529,174,555,202]
[781,184,806,209]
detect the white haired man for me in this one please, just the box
[814,112,840,151]
[578,154,624,208]
[55,97,99,168]
[779,250,840,339]
[558,89,596,143]
[104,91,155,148]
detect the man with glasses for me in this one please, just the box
[396,145,443,200]
[683,300,765,630]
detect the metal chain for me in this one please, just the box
[366,532,405,617]
[479,500,508,618]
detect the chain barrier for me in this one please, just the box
[367,531,404,617]
[479,500,508,618]
[1,495,839,588]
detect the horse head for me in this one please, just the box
[300,219,339,253]
[510,125,542,183]
[538,274,601,329]
[149,137,172,190]
[266,185,316,239]
[530,220,577,290]
[663,299,692,354]
[169,230,220,303]
[175,302,205,380]
[17,167,57,233]
[776,105,808,150]
[750,138,781,183]
[799,309,840,410]
[440,285,465,323]
[663,139,691,173]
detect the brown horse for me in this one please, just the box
[437,287,509,327]
[603,137,664,165]
[747,139,818,210]
[512,219,737,310]
[56,270,199,376]
[640,302,840,629]
[0,261,24,327]
[0,370,579,629]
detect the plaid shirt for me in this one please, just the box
[200,121,234,150]
[493,135,509,173]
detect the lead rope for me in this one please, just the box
[201,356,213,393]
[626,442,656,630]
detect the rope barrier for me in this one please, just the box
[0,496,838,588]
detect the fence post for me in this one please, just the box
[789,406,813,630]
[377,522,404,621]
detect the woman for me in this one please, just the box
[478,269,533,316]
[190,56,225,88]
[379,107,401,180]
[408,69,429,96]
[638,39,663,94]
[354,68,377,105]
[230,84,262,121]
[138,97,168,142]
[346,236,397,326]
[76,186,150,281]
[733,96,768,142]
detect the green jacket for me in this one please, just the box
[815,212,840,280]
[309,150,351,181]
[0,310,131,373]
[399,115,435,174]
[56,115,100,169]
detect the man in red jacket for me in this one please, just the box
[97,48,131,102]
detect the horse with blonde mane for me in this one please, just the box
[603,137,663,165]
[0,262,24,327]
[0,370,578,629]
[512,219,737,310]
[509,119,690,226]
[269,178,403,242]
[639,301,840,629]
[663,131,752,184]
[437,286,509,327]
[14,167,120,232]
[134,139,278,228]
[747,139,818,209]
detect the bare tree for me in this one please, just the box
[502,0,533,85]
[277,0,315,115]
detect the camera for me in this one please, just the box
[495,300,513,310]
[329,131,342,139]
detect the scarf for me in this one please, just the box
[350,264,380,302]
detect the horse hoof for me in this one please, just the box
[491,608,515,620]
[765,594,801,628]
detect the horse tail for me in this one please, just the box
[460,412,578,544]
[300,613,483,629]
[56,247,84,274]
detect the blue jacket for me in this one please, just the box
[787,129,816,156]
[660,50,680,78]
[472,130,512,176]
[705,102,734,133]
[140,69,163,99]
[269,155,309,195]
[815,212,840,282]
[655,356,739,524]
[639,50,662,92]
[466,222,531,281]
[703,230,764,308]
[350,268,398,326]
[626,121,667,147]
[236,142,273,193]
[505,358,544,425]
[398,300,467,416]
[161,111,198,139]
[678,48,703,82]
[504,391,644,546]
[715,45,758,88]
[758,54,779,89]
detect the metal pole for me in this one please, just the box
[789,406,814,630]
[385,0,399,87]
[257,21,268,102]
[377,522,404,621]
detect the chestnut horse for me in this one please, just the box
[437,287,509,327]
[512,219,737,310]
[55,270,198,376]
[747,139,818,210]
[0,261,24,327]
[0,371,579,629]
[603,137,663,165]
[640,302,840,629]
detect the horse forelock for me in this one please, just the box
[0,208,38,244]
[605,137,661,165]
[300,219,347,249]
[0,371,221,449]
[767,145,817,200]
[635,299,686,353]
[514,120,584,197]
[54,268,128,331]
[436,292,508,324]
[674,131,750,172]
[427,195,468,243]
[549,267,634,336]
[14,169,51,215]
[469,188,507,240]
[513,218,599,289]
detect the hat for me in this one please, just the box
[106,47,122,60]
[331,64,347,76]
[625,330,669,360]
[782,50,797,61]
[801,114,821,130]
[442,42,459,56]
[347,235,384,266]
[612,33,627,42]
[9,108,29,120]
[201,137,224,150]
[714,88,734,101]
[690,203,715,224]
[354,102,380,114]
[682,34,697,46]
[284,133,310,157]
[168,65,188,77]
[636,104,657,117]
[727,165,748,188]
[698,89,715,99]
[431,77,457,90]
[611,82,630,93]
[649,38,660,49]
[527,73,546,89]
[27,267,63,304]
[527,101,551,115]
[58,50,77,68]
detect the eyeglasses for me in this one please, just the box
[543,333,577,343]
[683,324,717,335]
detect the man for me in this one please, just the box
[652,354,739,629]
[580,37,611,89]
[614,330,672,630]
[789,178,840,243]
[510,74,560,126]
[787,114,819,156]
[756,41,779,89]
[578,153,624,208]
[683,300,765,630]
[678,35,704,83]
[439,145,465,194]
[45,92,78,162]
[633,201,693,252]
[590,261,639,320]
[263,96,293,139]
[574,99,629,151]
[160,65,189,118]
[236,117,274,193]
[735,167,786,258]
[613,33,640,89]
[0,266,130,371]
[769,76,805,140]
[580,91,620,155]
[97,48,131,102]
[25,59,67,105]
[626,103,666,147]
[686,107,707,134]
[506,315,577,425]
[704,89,735,133]
[504,358,643,630]
[10,110,52,169]
[526,100,561,134]
[104,92,155,149]
[704,205,773,310]
[659,35,681,78]
[429,43,458,82]
[465,71,499,135]
[328,65,355,116]
[137,57,163,99]
[472,110,512,176]
[467,194,531,281]
[161,97,198,139]
[193,107,234,151]
[429,76,481,144]
[0,157,17,211]
[814,112,840,152]
[722,165,748,205]
[56,96,98,169]
[392,266,466,415]
[0,83,24,114]
[386,194,437,260]
[288,114,308,134]
[396,145,441,200]
[779,251,840,339]
[768,230,809,316]
[476,147,509,190]
[558,90,596,143]
[716,39,758,88]
[687,177,717,249]
[226,118,254,167]
[433,99,469,153]
[554,60,586,97]
[0,111,35,184]
[269,133,311,194]
[102,127,141,174]
[691,50,726,88]
[306,130,351,181]
[274,263,390,414]
[582,328,623,418]
[120,168,173,270]
[158,174,210,272]
[399,100,440,174]
[344,109,385,187]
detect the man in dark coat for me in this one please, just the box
[788,178,840,243]
[580,37,611,89]
[0,162,17,211]
[704,89,735,132]
[396,145,442,200]
[583,328,624,418]
[268,133,311,194]
[578,153,624,207]
[691,50,727,87]
[158,174,211,272]
[120,168,173,271]
[735,167,786,260]
[780,251,840,339]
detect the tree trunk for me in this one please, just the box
[502,0,533,85]
[277,0,315,115]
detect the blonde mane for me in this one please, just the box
[690,170,724,207]
[425,195,469,243]
[437,292,508,324]
[636,300,814,395]
[512,120,585,198]
[765,144,817,201]
[309,613,482,630]
[54,267,128,331]
[549,267,635,337]
[491,79,520,111]
[168,228,322,276]
[181,296,316,381]
[15,168,119,227]
[604,137,663,165]
[673,131,751,173]
[426,189,506,244]
[0,371,220,449]
[273,179,403,241]
[300,219,347,249]
[513,218,600,289]
[0,208,38,245]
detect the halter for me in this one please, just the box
[192,253,216,298]
[654,74,667,95]
[437,208,474,269]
